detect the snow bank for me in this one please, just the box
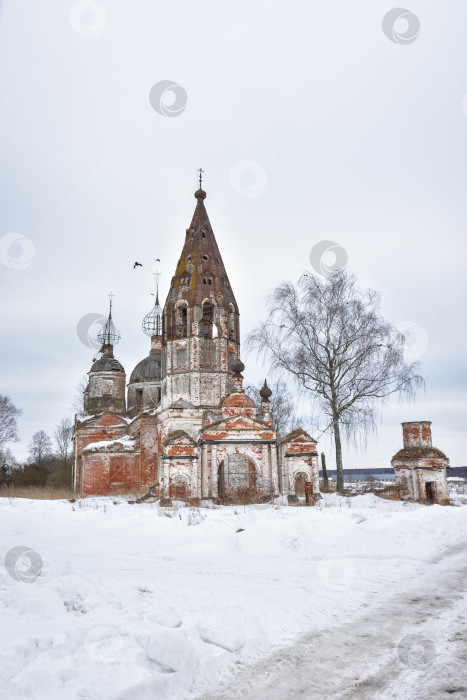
[0,497,466,699]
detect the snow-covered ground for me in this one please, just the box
[0,494,466,699]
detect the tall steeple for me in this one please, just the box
[161,180,240,408]
[164,186,238,339]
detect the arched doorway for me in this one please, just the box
[294,471,308,497]
[218,453,257,502]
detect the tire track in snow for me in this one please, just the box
[201,543,467,700]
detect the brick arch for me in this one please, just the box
[201,297,218,307]
[199,299,216,339]
[214,446,261,474]
[216,449,261,502]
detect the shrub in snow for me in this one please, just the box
[187,507,206,526]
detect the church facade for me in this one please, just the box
[73,185,320,503]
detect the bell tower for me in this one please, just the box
[161,181,240,408]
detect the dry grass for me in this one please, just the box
[0,485,76,500]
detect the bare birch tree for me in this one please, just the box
[247,270,424,492]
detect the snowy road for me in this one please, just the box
[203,542,467,700]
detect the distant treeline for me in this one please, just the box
[319,466,467,477]
[449,466,467,477]
[319,468,394,477]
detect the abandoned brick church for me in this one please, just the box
[73,185,320,501]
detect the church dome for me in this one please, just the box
[89,342,124,373]
[129,351,162,383]
[89,356,124,373]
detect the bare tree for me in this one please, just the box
[28,430,53,469]
[247,270,424,492]
[245,379,302,439]
[54,418,74,484]
[71,376,88,414]
[0,394,22,449]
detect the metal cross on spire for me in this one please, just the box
[108,291,115,316]
[197,168,204,189]
[152,271,161,304]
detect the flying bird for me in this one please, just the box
[155,258,161,262]
[133,262,143,269]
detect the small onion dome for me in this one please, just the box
[129,351,162,383]
[260,379,272,401]
[231,358,245,375]
[194,188,206,200]
[90,345,124,373]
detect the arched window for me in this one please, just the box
[199,301,214,339]
[175,301,188,338]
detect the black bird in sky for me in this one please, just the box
[133,262,143,269]
[155,258,161,262]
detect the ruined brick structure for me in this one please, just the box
[73,185,319,501]
[391,421,450,505]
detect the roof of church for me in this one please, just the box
[392,446,448,461]
[89,356,124,373]
[129,350,162,383]
[164,188,238,311]
[89,344,124,373]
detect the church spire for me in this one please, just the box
[98,293,121,351]
[164,178,237,324]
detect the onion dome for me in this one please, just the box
[231,358,245,375]
[259,379,272,402]
[129,351,162,383]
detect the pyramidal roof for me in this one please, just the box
[165,188,238,311]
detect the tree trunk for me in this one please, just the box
[333,417,344,492]
[320,452,329,491]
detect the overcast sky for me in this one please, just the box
[1,0,466,469]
